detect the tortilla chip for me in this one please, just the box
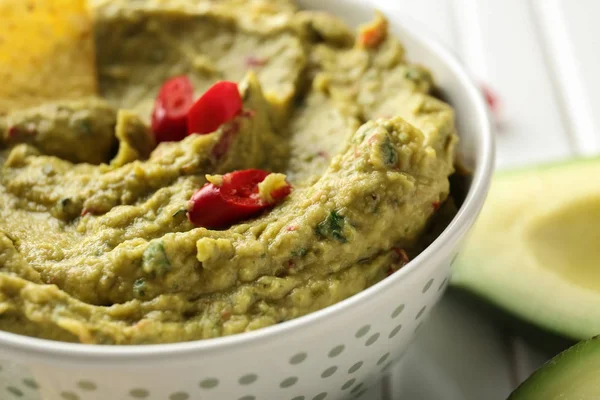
[0,0,97,114]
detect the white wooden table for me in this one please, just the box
[362,0,600,398]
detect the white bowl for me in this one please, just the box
[0,1,494,399]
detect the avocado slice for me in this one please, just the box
[508,336,600,399]
[451,157,600,341]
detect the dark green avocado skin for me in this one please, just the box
[507,335,600,400]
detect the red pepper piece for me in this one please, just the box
[393,247,410,264]
[481,83,500,115]
[357,14,388,49]
[151,76,195,143]
[187,169,292,229]
[187,81,243,135]
[245,56,268,68]
[270,183,292,201]
[7,126,18,138]
[211,121,239,160]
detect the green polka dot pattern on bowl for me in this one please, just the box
[341,378,356,390]
[199,378,219,389]
[239,374,258,385]
[391,304,405,318]
[280,377,299,388]
[169,392,190,400]
[320,366,337,379]
[129,388,149,398]
[354,325,370,338]
[289,352,307,365]
[350,383,364,394]
[377,353,390,366]
[414,321,424,334]
[389,324,403,338]
[60,392,80,400]
[382,361,394,372]
[415,306,427,320]
[22,379,38,390]
[450,252,459,266]
[422,279,434,293]
[77,381,96,391]
[348,361,363,374]
[365,333,380,346]
[438,278,449,291]
[7,386,24,397]
[328,345,344,358]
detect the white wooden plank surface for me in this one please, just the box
[456,0,573,168]
[368,0,600,400]
[392,295,515,400]
[364,0,599,397]
[533,0,600,156]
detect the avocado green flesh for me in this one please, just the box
[0,98,118,165]
[0,0,457,344]
[509,337,600,400]
[451,157,600,341]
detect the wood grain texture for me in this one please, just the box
[364,0,598,398]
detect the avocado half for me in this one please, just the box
[508,336,600,399]
[451,157,600,341]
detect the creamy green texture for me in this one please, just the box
[0,0,457,344]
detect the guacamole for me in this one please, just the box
[0,0,458,344]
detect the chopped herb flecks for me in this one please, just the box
[77,119,93,135]
[405,66,423,81]
[150,48,166,63]
[133,278,146,298]
[172,208,188,219]
[142,240,171,277]
[381,139,397,167]
[316,210,347,243]
[291,247,308,257]
[59,197,72,208]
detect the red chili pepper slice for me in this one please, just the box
[187,81,243,135]
[187,169,292,229]
[151,76,195,143]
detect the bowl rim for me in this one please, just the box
[0,0,495,362]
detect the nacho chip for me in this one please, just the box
[0,0,97,114]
